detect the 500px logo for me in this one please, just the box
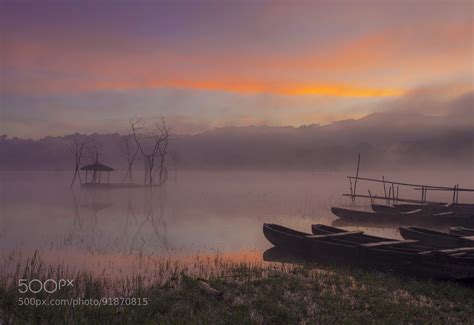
[18,279,74,294]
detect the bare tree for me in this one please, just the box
[130,117,171,187]
[120,134,140,184]
[70,134,87,187]
[85,141,102,184]
[157,119,170,186]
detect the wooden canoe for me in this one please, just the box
[371,204,400,214]
[393,203,474,216]
[311,224,438,250]
[311,223,396,244]
[331,207,474,226]
[399,226,474,249]
[371,204,434,216]
[394,203,446,213]
[262,223,310,253]
[263,223,474,280]
[449,227,474,237]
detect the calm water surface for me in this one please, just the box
[1,169,472,275]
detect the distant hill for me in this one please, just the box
[0,110,473,171]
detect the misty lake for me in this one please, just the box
[1,169,473,276]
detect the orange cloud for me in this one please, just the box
[3,21,470,97]
[5,76,403,97]
[105,80,403,97]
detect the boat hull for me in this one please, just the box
[263,223,474,280]
[399,227,474,249]
[394,204,474,216]
[331,207,474,226]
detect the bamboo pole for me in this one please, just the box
[368,190,373,203]
[391,183,395,205]
[353,153,361,203]
[349,178,354,204]
[347,176,474,191]
[342,193,446,205]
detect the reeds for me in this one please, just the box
[1,250,473,324]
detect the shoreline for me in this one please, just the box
[1,252,474,323]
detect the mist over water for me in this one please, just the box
[1,168,473,274]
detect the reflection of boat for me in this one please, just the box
[263,223,474,280]
[450,227,474,237]
[263,247,310,265]
[399,227,474,249]
[331,207,474,226]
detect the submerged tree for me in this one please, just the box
[120,134,140,184]
[130,117,171,187]
[84,140,102,184]
[70,134,87,187]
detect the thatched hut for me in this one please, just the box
[80,162,114,184]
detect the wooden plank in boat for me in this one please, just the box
[305,231,364,239]
[450,252,474,257]
[419,247,474,255]
[361,240,417,248]
[461,236,474,241]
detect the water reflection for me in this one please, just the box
[64,188,170,256]
[1,170,473,274]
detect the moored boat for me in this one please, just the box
[262,223,310,253]
[263,223,474,280]
[371,204,400,214]
[311,223,396,244]
[311,224,440,250]
[399,226,474,249]
[393,203,474,216]
[394,203,447,213]
[331,207,474,226]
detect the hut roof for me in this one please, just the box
[80,162,114,172]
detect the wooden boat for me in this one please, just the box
[331,218,447,230]
[399,226,474,249]
[311,224,396,244]
[262,223,311,252]
[311,224,438,250]
[394,203,446,213]
[331,207,474,226]
[263,223,474,280]
[393,203,474,216]
[450,227,474,237]
[371,204,400,214]
[371,204,435,216]
[371,204,474,218]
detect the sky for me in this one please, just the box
[1,0,473,138]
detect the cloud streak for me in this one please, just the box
[1,1,472,137]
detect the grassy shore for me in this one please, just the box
[1,252,473,324]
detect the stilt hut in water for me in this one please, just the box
[80,162,114,185]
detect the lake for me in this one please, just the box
[1,169,473,276]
